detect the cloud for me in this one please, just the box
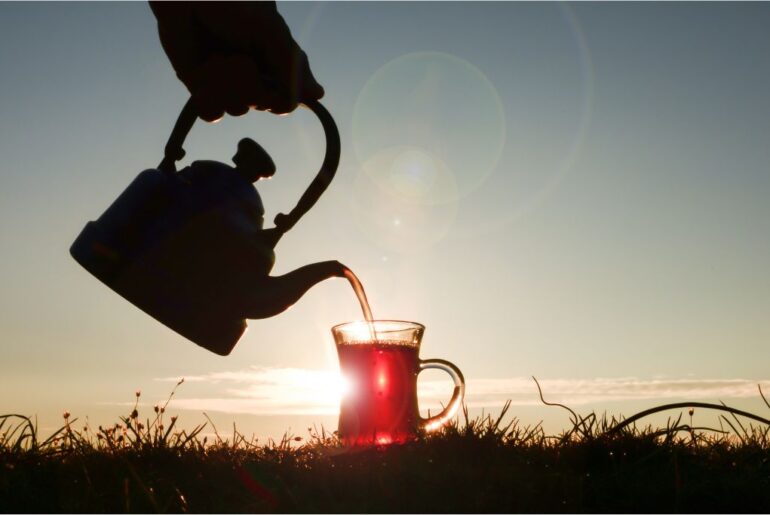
[155,368,770,416]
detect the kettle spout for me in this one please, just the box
[244,260,347,319]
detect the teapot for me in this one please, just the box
[70,98,342,356]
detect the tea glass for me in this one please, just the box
[332,320,465,445]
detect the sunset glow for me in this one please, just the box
[1,2,769,443]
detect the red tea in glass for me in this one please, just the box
[332,320,464,445]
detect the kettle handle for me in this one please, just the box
[157,98,340,233]
[157,97,197,174]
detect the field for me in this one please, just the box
[3,384,770,513]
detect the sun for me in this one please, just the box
[279,369,352,414]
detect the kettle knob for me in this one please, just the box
[157,97,340,236]
[233,138,276,183]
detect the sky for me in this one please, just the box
[1,2,769,440]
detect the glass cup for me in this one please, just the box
[332,320,465,445]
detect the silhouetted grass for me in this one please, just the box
[2,380,770,513]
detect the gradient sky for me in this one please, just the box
[1,2,769,439]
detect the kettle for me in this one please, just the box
[70,98,342,356]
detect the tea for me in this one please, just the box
[336,340,420,445]
[342,268,374,323]
[332,282,464,446]
[332,320,465,446]
[342,267,377,341]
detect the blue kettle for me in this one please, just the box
[70,98,342,355]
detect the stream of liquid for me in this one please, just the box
[342,267,376,339]
[343,268,373,322]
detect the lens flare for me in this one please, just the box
[350,146,458,254]
[469,4,595,234]
[353,51,506,204]
[362,145,458,206]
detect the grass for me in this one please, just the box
[2,379,770,513]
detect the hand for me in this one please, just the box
[150,2,324,122]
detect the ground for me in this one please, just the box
[2,401,770,513]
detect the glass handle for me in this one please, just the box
[418,359,465,432]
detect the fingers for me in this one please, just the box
[152,1,325,122]
[194,2,324,107]
[292,47,325,102]
[186,55,281,121]
[187,54,313,121]
[261,42,324,111]
[189,1,324,114]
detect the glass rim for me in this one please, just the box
[331,320,425,334]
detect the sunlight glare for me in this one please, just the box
[352,51,506,203]
[343,320,377,342]
[204,368,354,415]
[350,147,458,254]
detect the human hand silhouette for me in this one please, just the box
[150,1,324,122]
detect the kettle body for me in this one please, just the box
[71,99,340,355]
